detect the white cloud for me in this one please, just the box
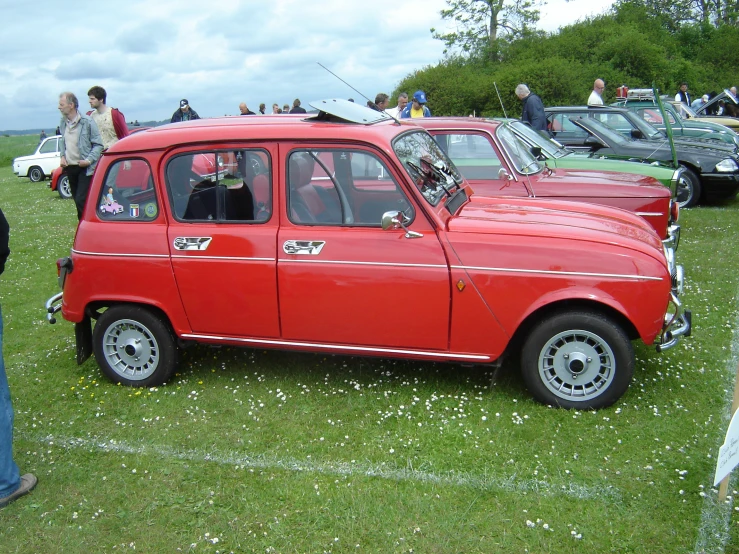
[0,0,614,131]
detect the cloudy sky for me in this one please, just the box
[0,0,614,131]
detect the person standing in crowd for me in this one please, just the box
[282,104,290,114]
[386,93,408,118]
[239,102,255,115]
[38,130,46,142]
[55,126,61,135]
[258,103,266,115]
[675,82,691,105]
[58,92,103,220]
[272,103,280,114]
[400,90,432,118]
[691,94,709,110]
[515,84,548,132]
[289,99,307,114]
[0,208,37,510]
[171,99,200,123]
[87,86,129,150]
[371,93,389,112]
[588,79,605,105]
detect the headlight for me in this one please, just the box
[715,158,739,172]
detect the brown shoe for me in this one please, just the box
[0,474,38,509]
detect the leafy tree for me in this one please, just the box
[430,0,545,61]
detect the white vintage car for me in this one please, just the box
[13,136,62,182]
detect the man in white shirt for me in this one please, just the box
[588,79,605,106]
[386,93,409,119]
[675,82,691,105]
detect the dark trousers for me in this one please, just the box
[65,165,90,220]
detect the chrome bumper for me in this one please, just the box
[45,292,63,324]
[662,224,680,251]
[656,264,692,352]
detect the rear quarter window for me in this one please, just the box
[96,159,159,221]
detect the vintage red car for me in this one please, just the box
[45,101,690,409]
[413,117,680,248]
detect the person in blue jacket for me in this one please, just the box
[515,84,548,132]
[400,90,432,118]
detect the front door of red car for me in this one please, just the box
[165,148,280,338]
[277,147,450,350]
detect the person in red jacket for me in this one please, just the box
[87,86,129,150]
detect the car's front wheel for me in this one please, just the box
[676,168,701,208]
[92,305,179,387]
[520,311,634,410]
[58,175,72,199]
[28,166,44,182]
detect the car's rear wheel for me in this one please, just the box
[92,305,179,387]
[58,175,72,199]
[28,166,44,182]
[675,168,701,208]
[520,311,634,410]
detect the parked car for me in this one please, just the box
[545,107,739,207]
[415,117,679,248]
[13,135,62,182]
[693,89,739,128]
[611,88,739,146]
[667,99,739,133]
[45,100,690,410]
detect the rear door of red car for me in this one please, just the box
[276,144,451,350]
[164,146,280,338]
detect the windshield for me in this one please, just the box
[576,118,631,146]
[393,131,463,207]
[508,120,569,158]
[496,124,544,174]
[675,103,696,118]
[626,112,664,140]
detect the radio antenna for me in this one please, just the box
[317,62,400,124]
[493,82,508,119]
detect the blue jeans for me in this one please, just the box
[0,305,21,498]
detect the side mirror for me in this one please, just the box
[381,210,422,239]
[498,168,512,181]
[530,146,543,160]
[584,136,605,150]
[630,128,644,139]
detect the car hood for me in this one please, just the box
[449,196,663,257]
[632,138,734,161]
[537,167,669,198]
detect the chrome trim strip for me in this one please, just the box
[451,265,663,281]
[171,255,275,261]
[72,249,169,258]
[634,212,664,217]
[181,334,492,361]
[281,259,448,269]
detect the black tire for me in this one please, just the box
[92,305,179,387]
[58,175,72,199]
[520,311,634,410]
[675,168,701,208]
[28,166,44,182]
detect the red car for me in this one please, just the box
[414,117,679,248]
[45,101,690,409]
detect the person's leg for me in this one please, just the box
[75,172,91,220]
[66,165,82,219]
[0,305,20,499]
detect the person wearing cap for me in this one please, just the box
[171,99,200,123]
[400,90,432,118]
[691,94,709,110]
[675,82,691,106]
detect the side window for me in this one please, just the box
[433,133,500,180]
[548,114,588,138]
[165,149,272,223]
[592,112,632,135]
[637,108,663,125]
[39,139,58,154]
[97,159,158,221]
[288,149,413,227]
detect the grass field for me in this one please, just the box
[0,151,738,552]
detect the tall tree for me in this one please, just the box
[430,0,544,61]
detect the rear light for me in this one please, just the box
[670,199,679,224]
[56,257,73,288]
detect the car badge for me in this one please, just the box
[129,204,140,218]
[456,280,466,291]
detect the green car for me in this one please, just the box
[611,89,739,149]
[503,119,682,195]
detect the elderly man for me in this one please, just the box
[515,84,547,132]
[239,102,255,115]
[386,93,408,119]
[58,92,103,220]
[588,79,605,106]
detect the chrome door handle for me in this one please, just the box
[173,237,212,251]
[283,240,326,255]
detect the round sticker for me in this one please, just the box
[144,203,158,218]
